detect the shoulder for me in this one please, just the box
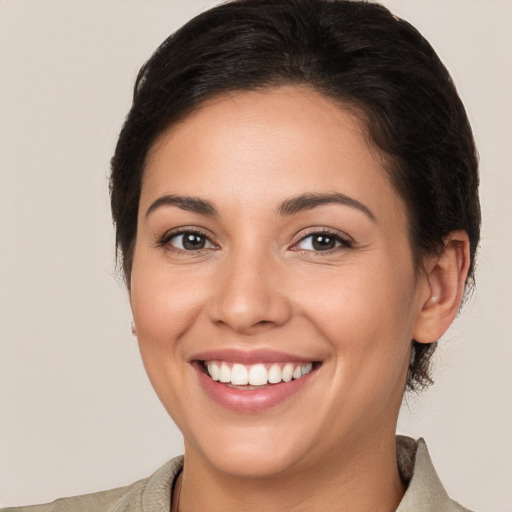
[0,456,184,512]
[396,436,474,512]
[0,485,137,512]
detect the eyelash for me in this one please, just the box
[291,229,352,254]
[157,228,352,255]
[157,228,218,254]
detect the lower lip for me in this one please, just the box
[193,363,316,412]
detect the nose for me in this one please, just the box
[208,247,292,335]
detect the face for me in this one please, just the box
[130,86,430,479]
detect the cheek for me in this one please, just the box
[298,256,417,369]
[129,260,211,393]
[131,262,204,335]
[129,261,208,421]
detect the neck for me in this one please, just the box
[177,433,405,512]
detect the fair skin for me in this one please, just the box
[130,86,469,512]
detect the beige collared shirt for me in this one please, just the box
[1,436,473,512]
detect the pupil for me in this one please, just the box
[312,235,335,251]
[183,233,205,250]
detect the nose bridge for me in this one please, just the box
[209,240,291,333]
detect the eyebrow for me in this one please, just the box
[145,191,375,222]
[145,194,218,218]
[277,192,376,221]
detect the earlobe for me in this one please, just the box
[413,230,470,344]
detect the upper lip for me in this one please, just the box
[189,349,318,364]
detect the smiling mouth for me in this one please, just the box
[200,361,317,388]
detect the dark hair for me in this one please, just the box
[110,0,480,391]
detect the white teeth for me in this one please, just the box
[219,362,231,383]
[302,362,313,375]
[207,362,220,381]
[231,363,249,385]
[248,364,268,386]
[268,363,282,384]
[282,363,294,382]
[205,360,315,386]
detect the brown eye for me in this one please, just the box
[295,232,350,252]
[182,233,206,250]
[311,234,337,251]
[167,232,214,251]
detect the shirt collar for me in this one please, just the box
[113,436,469,511]
[396,436,470,511]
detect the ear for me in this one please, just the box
[413,231,471,344]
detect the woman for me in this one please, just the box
[2,0,481,510]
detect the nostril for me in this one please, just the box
[213,318,276,335]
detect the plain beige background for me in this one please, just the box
[0,0,510,510]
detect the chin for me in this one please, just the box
[184,421,318,479]
[199,445,306,479]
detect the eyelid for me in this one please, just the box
[156,226,352,254]
[290,228,353,252]
[158,226,219,252]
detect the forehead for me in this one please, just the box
[141,86,404,222]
